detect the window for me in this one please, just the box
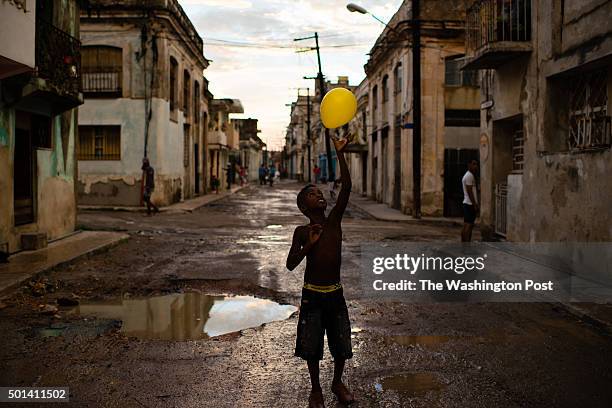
[382,75,389,102]
[170,57,178,111]
[32,114,52,148]
[183,70,190,115]
[194,81,200,123]
[512,129,524,172]
[372,85,378,124]
[568,68,610,151]
[445,56,478,87]
[394,63,402,94]
[82,46,122,96]
[78,126,121,160]
[445,109,480,127]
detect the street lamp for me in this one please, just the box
[346,3,389,27]
[346,1,422,218]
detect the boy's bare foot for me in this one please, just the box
[331,382,355,405]
[309,389,325,408]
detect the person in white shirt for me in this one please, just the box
[461,160,479,242]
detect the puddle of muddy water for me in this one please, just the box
[375,373,444,397]
[386,335,451,347]
[71,293,297,340]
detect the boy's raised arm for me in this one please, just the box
[330,137,352,219]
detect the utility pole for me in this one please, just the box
[412,0,421,219]
[294,32,333,183]
[306,88,312,183]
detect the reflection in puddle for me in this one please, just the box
[387,335,451,347]
[73,292,297,340]
[375,373,444,397]
[265,225,283,229]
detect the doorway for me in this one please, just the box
[14,111,36,225]
[381,127,389,203]
[393,119,401,209]
[443,148,479,217]
[194,142,200,195]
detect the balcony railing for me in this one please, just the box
[35,19,82,95]
[464,0,532,69]
[467,0,531,51]
[83,67,122,96]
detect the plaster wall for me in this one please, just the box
[0,108,77,252]
[0,0,35,69]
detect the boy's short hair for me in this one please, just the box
[297,184,316,211]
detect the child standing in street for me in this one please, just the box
[286,136,355,408]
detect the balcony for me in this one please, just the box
[26,19,82,113]
[463,0,532,70]
[83,67,122,97]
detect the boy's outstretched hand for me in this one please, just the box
[332,136,348,153]
[308,224,323,246]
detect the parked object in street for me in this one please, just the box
[286,136,355,406]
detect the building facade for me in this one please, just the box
[1,0,84,253]
[464,0,612,241]
[208,98,243,191]
[77,0,210,207]
[235,118,265,182]
[365,0,480,216]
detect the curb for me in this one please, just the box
[349,200,463,227]
[555,302,612,335]
[0,232,129,296]
[78,186,245,214]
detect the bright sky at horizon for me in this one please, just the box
[180,0,403,150]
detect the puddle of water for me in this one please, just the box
[387,335,451,347]
[71,292,297,340]
[375,373,444,397]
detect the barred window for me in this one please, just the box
[512,129,524,172]
[78,126,121,160]
[82,46,122,96]
[568,69,610,151]
[445,56,478,87]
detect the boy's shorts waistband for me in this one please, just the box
[303,283,342,293]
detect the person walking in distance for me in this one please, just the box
[141,158,159,216]
[461,159,479,242]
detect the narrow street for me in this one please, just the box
[1,182,611,407]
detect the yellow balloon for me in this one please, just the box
[320,88,357,129]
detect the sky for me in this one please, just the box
[180,0,403,150]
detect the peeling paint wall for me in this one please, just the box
[78,13,209,206]
[0,0,79,253]
[479,0,612,242]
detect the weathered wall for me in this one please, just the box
[0,0,35,69]
[0,108,77,252]
[479,0,612,242]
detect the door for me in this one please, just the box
[381,127,389,203]
[14,117,35,226]
[393,119,401,209]
[194,142,200,195]
[361,151,367,195]
[443,148,479,217]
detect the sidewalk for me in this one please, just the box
[79,185,244,214]
[0,231,128,294]
[349,194,463,227]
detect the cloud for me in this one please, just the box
[181,0,403,149]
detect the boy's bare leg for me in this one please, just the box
[331,359,355,404]
[307,360,324,407]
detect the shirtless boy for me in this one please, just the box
[286,136,355,407]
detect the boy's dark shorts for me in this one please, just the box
[463,204,476,224]
[295,286,353,361]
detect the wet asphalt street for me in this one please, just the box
[1,181,612,407]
